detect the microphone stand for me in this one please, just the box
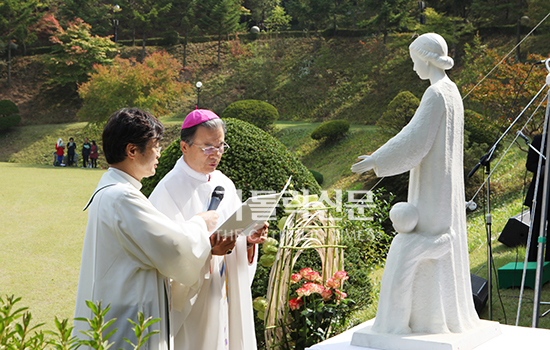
[533,64,550,326]
[468,77,549,321]
[469,148,496,320]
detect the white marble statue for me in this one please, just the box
[351,33,480,334]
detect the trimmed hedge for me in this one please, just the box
[221,100,279,131]
[376,91,419,137]
[0,99,19,116]
[309,169,324,185]
[0,100,21,130]
[310,119,350,141]
[0,115,21,130]
[141,118,321,200]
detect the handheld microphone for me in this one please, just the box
[208,186,225,211]
[517,130,530,144]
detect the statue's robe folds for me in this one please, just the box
[370,77,481,334]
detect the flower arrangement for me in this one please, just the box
[286,268,353,350]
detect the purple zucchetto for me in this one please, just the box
[181,109,220,129]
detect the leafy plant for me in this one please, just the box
[287,269,354,350]
[74,300,117,350]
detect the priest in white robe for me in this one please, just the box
[73,108,219,350]
[149,109,266,350]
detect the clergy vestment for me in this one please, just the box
[149,157,257,350]
[74,168,212,350]
[370,77,480,334]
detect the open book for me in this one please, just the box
[218,176,292,237]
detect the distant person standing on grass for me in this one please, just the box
[73,107,221,350]
[55,138,65,166]
[90,140,99,168]
[82,137,91,167]
[67,137,77,166]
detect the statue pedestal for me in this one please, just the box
[350,320,501,350]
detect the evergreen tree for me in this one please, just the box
[0,0,42,87]
[200,0,244,65]
[363,0,414,43]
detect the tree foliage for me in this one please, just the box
[45,16,118,89]
[78,51,189,123]
[459,34,549,135]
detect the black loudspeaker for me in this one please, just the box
[498,210,530,248]
[471,274,488,316]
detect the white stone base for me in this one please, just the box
[350,320,501,350]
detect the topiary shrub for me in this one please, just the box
[0,100,19,116]
[221,100,279,131]
[310,120,350,141]
[376,91,419,137]
[309,169,324,185]
[0,100,21,130]
[141,118,321,200]
[0,115,21,130]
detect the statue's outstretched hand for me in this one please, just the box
[351,155,374,174]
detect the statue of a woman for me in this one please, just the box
[351,33,480,334]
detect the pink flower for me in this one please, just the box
[326,277,340,289]
[333,271,349,281]
[300,267,313,277]
[289,298,304,311]
[334,289,347,301]
[304,270,322,282]
[290,273,302,284]
[296,287,312,297]
[303,282,324,295]
[320,289,333,301]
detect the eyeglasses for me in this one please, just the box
[193,142,230,155]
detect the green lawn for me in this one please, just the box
[0,163,105,329]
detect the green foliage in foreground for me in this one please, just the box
[311,120,350,142]
[0,100,19,116]
[141,118,321,199]
[0,296,158,350]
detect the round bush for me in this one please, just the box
[310,120,350,141]
[0,100,19,116]
[221,100,279,131]
[376,91,419,137]
[0,115,21,130]
[309,169,324,185]
[141,118,321,200]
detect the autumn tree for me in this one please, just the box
[459,34,548,135]
[78,51,190,123]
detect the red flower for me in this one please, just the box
[320,289,333,301]
[334,289,347,301]
[296,287,312,297]
[290,273,302,284]
[300,267,313,277]
[326,277,340,289]
[289,298,304,311]
[304,270,322,283]
[333,271,349,281]
[303,282,324,295]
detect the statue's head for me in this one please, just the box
[409,33,454,71]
